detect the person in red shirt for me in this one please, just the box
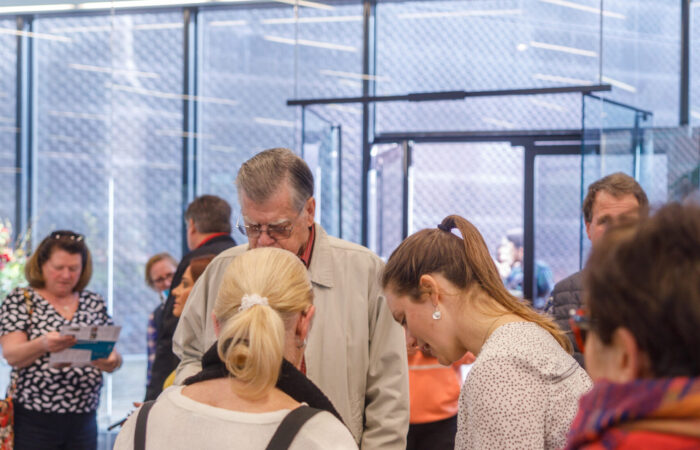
[565,203,700,449]
[146,195,236,401]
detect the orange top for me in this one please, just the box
[408,351,474,424]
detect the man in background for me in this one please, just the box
[545,172,648,365]
[145,195,236,400]
[497,228,554,309]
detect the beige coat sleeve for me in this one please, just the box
[360,258,410,449]
[172,252,231,384]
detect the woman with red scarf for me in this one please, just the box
[565,203,700,449]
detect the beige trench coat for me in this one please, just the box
[172,224,409,449]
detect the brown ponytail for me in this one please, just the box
[382,214,571,353]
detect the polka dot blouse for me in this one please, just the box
[0,287,113,414]
[456,321,592,449]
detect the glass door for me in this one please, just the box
[302,108,342,238]
[368,143,405,260]
[533,150,581,305]
[369,141,526,295]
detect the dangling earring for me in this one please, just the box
[432,307,441,320]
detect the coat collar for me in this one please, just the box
[307,223,334,289]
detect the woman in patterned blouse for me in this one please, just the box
[382,215,591,449]
[0,230,122,449]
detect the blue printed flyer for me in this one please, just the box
[49,325,121,367]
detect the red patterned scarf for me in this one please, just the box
[565,377,700,449]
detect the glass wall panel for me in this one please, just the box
[411,142,523,256]
[33,12,184,429]
[0,19,17,232]
[198,1,364,243]
[376,0,599,94]
[692,1,700,127]
[197,5,297,244]
[368,143,404,259]
[304,104,362,242]
[602,0,680,126]
[660,127,699,203]
[294,2,364,242]
[375,0,598,133]
[303,108,341,237]
[534,154,581,283]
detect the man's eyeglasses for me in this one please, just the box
[50,231,84,242]
[152,272,174,285]
[568,308,592,354]
[236,218,295,241]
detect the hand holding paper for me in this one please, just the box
[48,325,121,367]
[43,331,77,353]
[92,350,121,373]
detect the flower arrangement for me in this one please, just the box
[0,221,29,302]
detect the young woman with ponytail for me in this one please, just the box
[115,247,356,450]
[382,215,592,450]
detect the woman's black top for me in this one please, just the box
[184,342,343,423]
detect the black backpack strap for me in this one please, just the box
[134,400,156,450]
[265,406,322,450]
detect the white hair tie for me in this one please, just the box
[239,293,269,311]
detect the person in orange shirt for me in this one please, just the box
[407,344,475,450]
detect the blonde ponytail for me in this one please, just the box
[217,303,285,400]
[214,247,313,399]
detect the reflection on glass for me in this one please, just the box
[303,108,341,237]
[535,154,581,284]
[601,0,680,126]
[198,2,364,243]
[33,11,184,431]
[368,144,404,259]
[0,19,17,230]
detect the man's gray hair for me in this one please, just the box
[236,148,314,211]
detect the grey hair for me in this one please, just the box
[235,148,314,211]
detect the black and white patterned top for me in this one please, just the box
[0,286,114,414]
[456,322,592,449]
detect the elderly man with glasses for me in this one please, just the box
[173,147,409,449]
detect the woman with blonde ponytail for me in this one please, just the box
[382,215,591,450]
[115,248,356,450]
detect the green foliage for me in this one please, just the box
[0,221,29,302]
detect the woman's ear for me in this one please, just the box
[611,327,650,382]
[296,305,316,342]
[418,274,440,305]
[212,313,221,338]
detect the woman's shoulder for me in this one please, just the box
[470,322,577,383]
[482,321,568,359]
[1,286,34,307]
[293,410,358,449]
